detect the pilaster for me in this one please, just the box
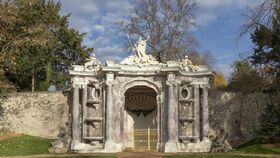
[193,84,200,142]
[164,73,179,152]
[201,85,210,141]
[104,72,122,152]
[71,84,81,150]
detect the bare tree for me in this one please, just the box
[188,50,215,68]
[241,0,279,35]
[119,0,198,62]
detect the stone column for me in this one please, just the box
[82,84,88,138]
[202,85,209,141]
[106,73,114,142]
[71,84,81,149]
[156,95,161,150]
[104,72,121,152]
[194,85,200,142]
[164,73,178,152]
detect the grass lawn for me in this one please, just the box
[232,140,280,155]
[0,134,53,156]
[165,155,267,158]
[165,154,265,158]
[0,132,279,158]
[165,141,280,158]
[0,133,116,157]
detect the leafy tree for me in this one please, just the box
[213,72,227,89]
[228,60,264,93]
[258,94,280,143]
[242,0,280,90]
[242,0,280,143]
[0,0,92,91]
[119,0,197,62]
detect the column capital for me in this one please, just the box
[200,84,210,89]
[73,84,81,89]
[166,80,177,86]
[167,72,176,81]
[106,81,114,86]
[106,72,114,80]
[193,84,200,89]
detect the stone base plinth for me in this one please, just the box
[70,141,122,153]
[164,141,179,152]
[164,139,211,153]
[104,140,123,152]
[177,139,211,153]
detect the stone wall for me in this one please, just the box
[208,90,268,149]
[0,91,268,148]
[0,92,70,139]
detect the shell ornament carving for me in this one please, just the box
[125,95,156,117]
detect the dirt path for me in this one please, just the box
[0,152,280,158]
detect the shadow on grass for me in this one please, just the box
[165,155,266,158]
[233,140,280,155]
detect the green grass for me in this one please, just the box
[165,155,266,158]
[0,134,116,157]
[233,141,280,155]
[0,134,53,156]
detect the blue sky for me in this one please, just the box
[56,0,263,77]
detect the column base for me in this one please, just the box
[164,140,179,152]
[104,140,122,152]
[71,140,81,151]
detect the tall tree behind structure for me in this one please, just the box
[241,0,280,91]
[119,0,197,62]
[0,0,92,91]
[241,0,280,143]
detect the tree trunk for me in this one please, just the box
[32,70,35,92]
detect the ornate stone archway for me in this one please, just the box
[68,37,212,153]
[120,79,162,151]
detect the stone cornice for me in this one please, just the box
[69,62,213,77]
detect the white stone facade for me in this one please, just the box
[69,39,212,153]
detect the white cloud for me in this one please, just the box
[195,0,263,27]
[55,0,133,62]
[93,25,105,33]
[196,0,261,8]
[95,45,125,62]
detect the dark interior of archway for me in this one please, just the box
[125,86,157,117]
[125,86,158,149]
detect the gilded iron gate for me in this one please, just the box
[127,128,158,150]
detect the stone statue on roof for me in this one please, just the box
[121,36,158,65]
[134,36,149,59]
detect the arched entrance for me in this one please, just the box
[124,86,158,150]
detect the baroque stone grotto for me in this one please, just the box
[69,38,212,153]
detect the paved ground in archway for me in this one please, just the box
[117,151,164,158]
[0,152,280,158]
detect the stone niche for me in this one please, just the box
[82,81,104,147]
[178,83,195,142]
[68,38,212,153]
